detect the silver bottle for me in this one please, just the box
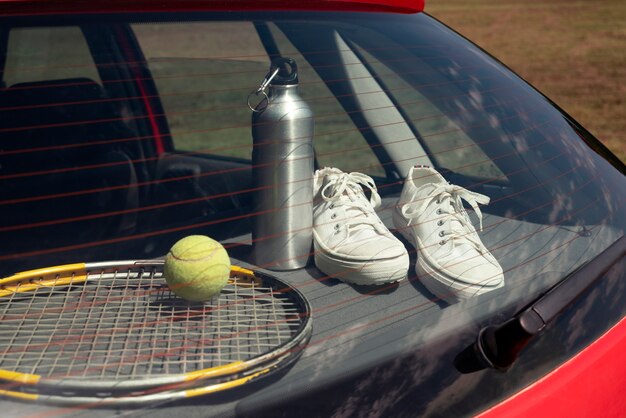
[250,58,314,270]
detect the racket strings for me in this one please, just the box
[0,266,302,381]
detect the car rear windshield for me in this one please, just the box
[0,10,624,412]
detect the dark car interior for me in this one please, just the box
[0,77,140,249]
[0,24,258,272]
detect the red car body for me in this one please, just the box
[0,1,624,416]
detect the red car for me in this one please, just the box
[0,1,624,416]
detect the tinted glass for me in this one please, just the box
[0,11,624,416]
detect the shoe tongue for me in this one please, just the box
[343,189,371,220]
[440,200,478,247]
[324,174,362,201]
[416,179,467,234]
[322,175,377,231]
[410,166,447,189]
[439,195,466,229]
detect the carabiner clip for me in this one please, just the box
[257,67,280,95]
[247,67,280,112]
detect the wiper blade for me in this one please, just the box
[456,235,625,373]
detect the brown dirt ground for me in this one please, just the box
[427,0,626,163]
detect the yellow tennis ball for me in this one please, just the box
[164,235,231,302]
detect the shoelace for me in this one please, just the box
[401,183,490,252]
[319,171,386,235]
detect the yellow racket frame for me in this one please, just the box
[0,261,286,390]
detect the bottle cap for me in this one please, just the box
[270,57,299,85]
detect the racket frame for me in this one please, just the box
[0,260,312,402]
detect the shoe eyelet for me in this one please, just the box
[331,213,337,219]
[335,230,340,235]
[436,199,441,204]
[439,240,446,245]
[334,224,340,230]
[437,220,443,226]
[329,204,335,209]
[436,209,442,215]
[439,231,445,237]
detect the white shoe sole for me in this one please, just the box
[313,240,409,286]
[392,207,503,303]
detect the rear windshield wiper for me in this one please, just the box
[456,235,625,373]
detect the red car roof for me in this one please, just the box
[0,0,425,16]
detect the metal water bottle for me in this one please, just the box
[250,57,314,270]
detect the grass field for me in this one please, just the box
[427,0,626,162]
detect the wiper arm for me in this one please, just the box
[456,235,625,373]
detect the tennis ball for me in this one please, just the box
[164,235,231,302]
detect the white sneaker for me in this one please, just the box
[393,166,504,302]
[313,167,409,285]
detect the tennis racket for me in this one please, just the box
[0,260,312,406]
